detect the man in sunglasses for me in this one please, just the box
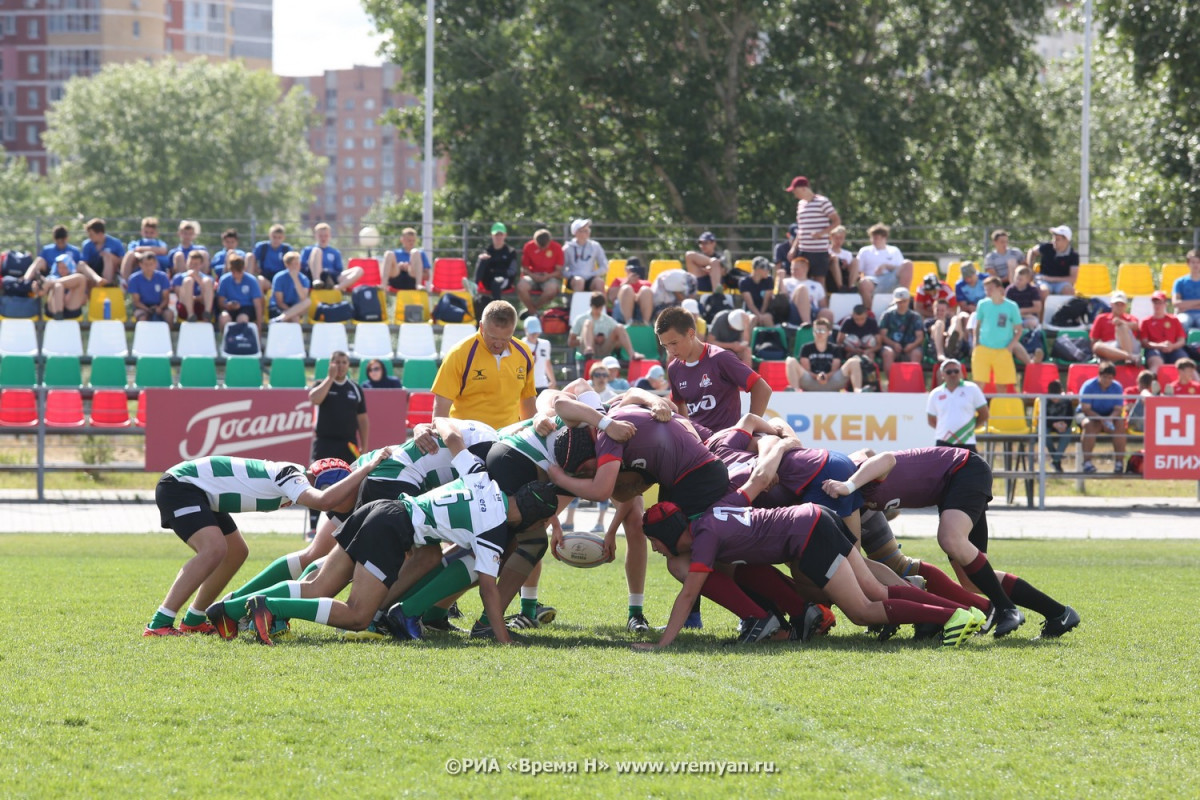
[926,358,988,453]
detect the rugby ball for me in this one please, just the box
[556,532,607,568]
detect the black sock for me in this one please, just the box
[964,553,1015,610]
[308,508,319,532]
[1003,574,1066,619]
[691,597,702,615]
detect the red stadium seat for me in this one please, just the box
[135,390,148,427]
[1157,365,1179,386]
[89,389,131,428]
[0,388,37,427]
[1022,362,1061,395]
[1114,364,1141,392]
[44,389,86,428]
[348,258,382,288]
[1067,363,1099,395]
[756,361,790,392]
[582,359,600,380]
[406,391,435,429]
[626,359,658,382]
[431,258,468,293]
[887,362,926,392]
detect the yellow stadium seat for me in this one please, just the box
[986,396,1031,435]
[306,288,345,323]
[735,259,754,275]
[1161,263,1189,292]
[910,261,938,295]
[87,286,127,322]
[944,261,963,288]
[391,289,431,323]
[1073,263,1112,297]
[648,259,682,283]
[604,259,627,288]
[1115,263,1154,296]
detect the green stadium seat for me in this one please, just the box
[358,359,394,383]
[224,357,264,389]
[0,354,36,388]
[314,358,330,379]
[88,355,128,389]
[792,326,815,355]
[134,356,174,389]
[268,358,307,388]
[625,325,659,360]
[179,356,218,388]
[1189,329,1200,347]
[750,326,788,360]
[43,355,83,388]
[400,358,437,390]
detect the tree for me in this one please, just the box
[43,59,324,223]
[0,157,53,251]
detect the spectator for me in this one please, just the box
[120,217,169,281]
[1027,225,1079,299]
[209,229,247,279]
[1124,369,1157,434]
[915,272,955,320]
[878,287,924,373]
[564,218,609,293]
[569,292,644,360]
[785,175,841,290]
[680,297,706,336]
[45,253,104,320]
[588,360,618,402]
[642,269,696,326]
[517,228,564,314]
[270,251,312,322]
[473,222,519,303]
[775,255,829,326]
[128,251,175,324]
[168,221,207,276]
[216,254,263,331]
[522,315,556,394]
[384,226,433,292]
[1140,290,1187,372]
[634,363,670,395]
[971,276,1022,390]
[774,223,799,275]
[954,262,987,314]
[837,303,883,366]
[609,257,652,325]
[26,225,82,282]
[173,250,215,323]
[926,358,988,452]
[984,229,1026,284]
[856,223,913,309]
[306,350,368,537]
[250,224,292,295]
[1090,291,1141,365]
[828,224,859,292]
[926,297,970,363]
[602,355,631,392]
[1171,250,1200,331]
[785,317,864,392]
[1043,379,1075,473]
[1076,361,1127,474]
[684,231,726,292]
[739,256,775,327]
[1005,265,1043,329]
[707,308,753,365]
[1167,358,1200,396]
[81,218,126,285]
[302,222,359,291]
[361,359,402,389]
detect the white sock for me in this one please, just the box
[186,605,205,618]
[158,605,177,619]
[286,554,303,579]
[628,594,645,608]
[314,598,333,626]
[285,581,303,599]
[520,586,538,601]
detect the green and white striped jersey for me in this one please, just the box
[400,450,509,577]
[354,420,498,492]
[166,456,309,513]
[495,417,567,471]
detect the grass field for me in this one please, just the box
[3,533,1199,798]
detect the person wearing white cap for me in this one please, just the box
[634,363,671,394]
[707,307,754,365]
[564,218,608,293]
[601,355,630,391]
[878,286,925,374]
[522,315,556,393]
[1089,290,1142,365]
[1027,225,1079,299]
[926,359,988,453]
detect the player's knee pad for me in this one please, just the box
[867,544,920,578]
[503,528,548,578]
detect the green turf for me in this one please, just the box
[2,534,1199,798]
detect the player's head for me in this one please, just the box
[510,480,560,531]
[554,424,597,476]
[655,306,698,360]
[308,458,351,488]
[642,501,692,556]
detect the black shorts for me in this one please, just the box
[485,442,573,498]
[935,440,978,454]
[799,250,831,280]
[938,452,993,552]
[312,437,357,464]
[155,475,237,542]
[661,459,730,517]
[793,507,855,588]
[359,477,423,507]
[333,499,416,588]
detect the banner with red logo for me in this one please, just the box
[1144,396,1200,479]
[145,389,409,471]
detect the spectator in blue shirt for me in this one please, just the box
[81,218,126,284]
[44,251,105,320]
[270,251,311,322]
[172,249,215,322]
[26,225,83,281]
[1172,250,1200,331]
[217,254,264,332]
[127,251,175,323]
[168,220,208,275]
[120,216,169,282]
[954,262,987,313]
[301,222,361,291]
[209,228,247,279]
[1076,361,1127,474]
[251,223,292,295]
[384,226,433,291]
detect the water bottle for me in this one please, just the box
[103,296,112,320]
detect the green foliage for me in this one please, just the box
[0,158,53,251]
[42,59,324,223]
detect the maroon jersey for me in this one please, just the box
[688,491,822,572]
[709,428,830,503]
[859,447,970,510]
[596,407,714,487]
[668,344,760,432]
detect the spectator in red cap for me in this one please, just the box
[785,175,841,291]
[1139,290,1188,372]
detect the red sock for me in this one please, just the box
[734,564,807,616]
[887,583,965,611]
[883,599,954,625]
[702,571,766,618]
[917,561,989,611]
[1001,573,1017,594]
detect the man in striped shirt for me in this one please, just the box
[786,175,841,289]
[145,450,389,637]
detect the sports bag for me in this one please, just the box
[540,306,569,335]
[432,293,469,323]
[1050,296,1090,327]
[314,301,353,322]
[351,285,383,322]
[222,322,258,356]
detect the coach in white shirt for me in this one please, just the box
[926,359,988,453]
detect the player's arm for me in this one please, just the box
[614,387,674,421]
[822,451,896,498]
[297,447,393,511]
[636,571,709,650]
[478,573,514,644]
[748,375,771,416]
[737,437,790,502]
[553,396,636,441]
[433,416,465,455]
[547,459,620,502]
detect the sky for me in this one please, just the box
[273,0,388,77]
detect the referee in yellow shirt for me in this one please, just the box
[431,300,536,428]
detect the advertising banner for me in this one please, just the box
[1144,396,1200,480]
[742,391,936,452]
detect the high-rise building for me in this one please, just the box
[280,63,446,231]
[0,0,272,173]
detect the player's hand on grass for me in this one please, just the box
[631,642,660,651]
[822,479,850,497]
[604,419,636,442]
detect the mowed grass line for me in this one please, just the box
[2,534,1199,799]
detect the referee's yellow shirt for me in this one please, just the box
[431,332,536,429]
